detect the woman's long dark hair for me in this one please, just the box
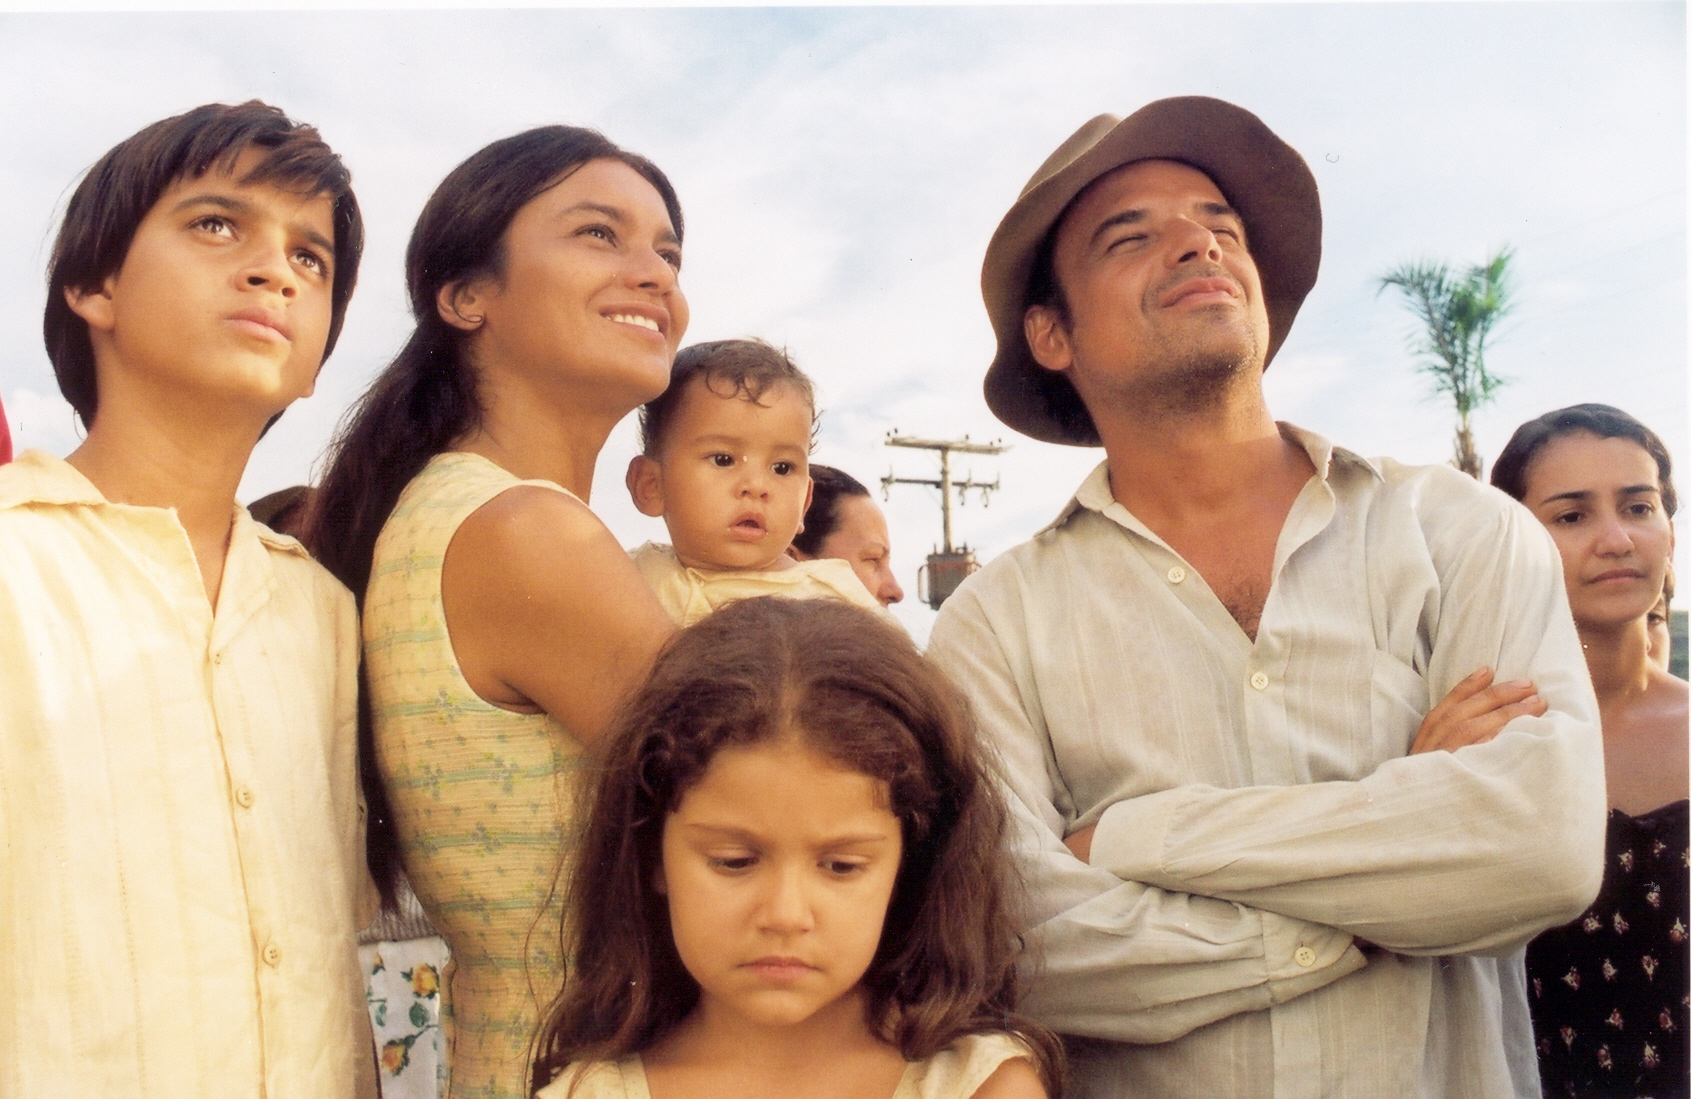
[530,597,1065,1095]
[306,127,683,907]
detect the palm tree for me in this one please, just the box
[1378,248,1514,478]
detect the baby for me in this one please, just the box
[625,338,883,625]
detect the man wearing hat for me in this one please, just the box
[927,97,1605,1097]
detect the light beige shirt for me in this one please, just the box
[630,540,885,626]
[0,450,376,1099]
[927,425,1606,1099]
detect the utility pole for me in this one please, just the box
[881,432,1008,609]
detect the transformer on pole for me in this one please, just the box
[881,432,1009,610]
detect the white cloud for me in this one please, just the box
[2,4,1683,620]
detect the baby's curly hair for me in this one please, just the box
[639,337,816,455]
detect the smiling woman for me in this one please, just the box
[307,127,686,1099]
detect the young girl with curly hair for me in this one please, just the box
[531,596,1063,1099]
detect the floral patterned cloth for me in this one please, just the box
[1526,799,1688,1098]
[362,937,450,1099]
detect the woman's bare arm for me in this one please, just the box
[441,485,675,742]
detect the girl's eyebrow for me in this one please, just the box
[681,822,893,846]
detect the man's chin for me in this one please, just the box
[1124,346,1259,417]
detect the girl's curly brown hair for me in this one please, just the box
[531,596,1063,1095]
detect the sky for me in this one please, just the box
[1,2,1683,641]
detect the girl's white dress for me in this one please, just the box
[536,1032,1032,1099]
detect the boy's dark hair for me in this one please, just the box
[1492,403,1676,517]
[44,100,363,427]
[531,596,1065,1096]
[792,464,872,557]
[639,337,816,454]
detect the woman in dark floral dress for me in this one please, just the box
[1494,405,1688,1098]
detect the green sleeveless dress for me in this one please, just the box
[364,452,585,1099]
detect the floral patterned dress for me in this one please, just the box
[1526,799,1688,1098]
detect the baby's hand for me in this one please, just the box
[1410,667,1546,754]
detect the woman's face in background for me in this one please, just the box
[813,495,903,607]
[1524,431,1673,633]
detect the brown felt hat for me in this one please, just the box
[981,97,1322,446]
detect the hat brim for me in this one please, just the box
[982,97,1322,446]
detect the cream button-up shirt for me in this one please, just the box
[629,540,885,626]
[928,425,1606,1099]
[0,450,376,1098]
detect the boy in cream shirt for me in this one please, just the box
[625,338,881,626]
[0,102,376,1097]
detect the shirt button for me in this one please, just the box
[1166,566,1187,584]
[1250,671,1270,691]
[213,652,224,666]
[1294,946,1317,967]
[262,942,282,967]
[234,785,255,809]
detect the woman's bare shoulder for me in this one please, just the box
[442,482,673,733]
[457,482,607,553]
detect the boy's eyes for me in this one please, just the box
[708,453,735,468]
[772,461,796,476]
[187,214,330,277]
[190,214,235,237]
[293,249,329,276]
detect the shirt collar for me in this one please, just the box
[0,448,308,559]
[0,449,106,508]
[1039,422,1383,535]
